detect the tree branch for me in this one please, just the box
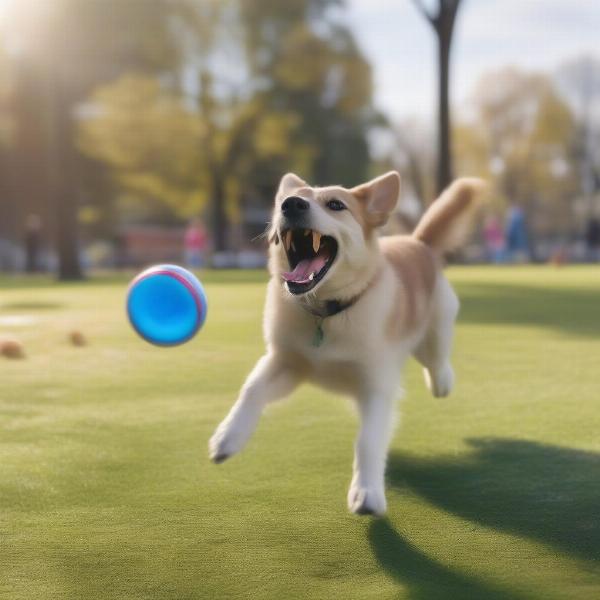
[411,0,438,27]
[448,0,462,21]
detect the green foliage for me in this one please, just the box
[245,5,374,186]
[79,76,206,219]
[75,0,375,232]
[455,67,578,234]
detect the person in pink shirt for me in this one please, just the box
[483,214,506,263]
[184,218,208,268]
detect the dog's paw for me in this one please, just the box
[208,420,249,464]
[347,483,387,516]
[424,363,454,398]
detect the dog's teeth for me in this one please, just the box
[284,230,292,251]
[290,239,296,251]
[309,272,315,281]
[312,231,321,253]
[304,229,311,236]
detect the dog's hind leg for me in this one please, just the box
[413,275,459,398]
[348,381,398,516]
[209,354,299,463]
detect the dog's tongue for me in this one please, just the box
[282,254,328,283]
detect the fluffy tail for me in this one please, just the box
[412,178,487,253]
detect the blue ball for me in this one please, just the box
[126,264,208,346]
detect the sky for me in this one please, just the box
[346,0,600,121]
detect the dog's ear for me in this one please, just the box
[351,171,400,227]
[277,172,307,199]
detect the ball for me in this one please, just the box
[126,264,208,346]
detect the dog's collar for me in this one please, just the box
[300,296,362,319]
[296,271,379,347]
[297,267,382,320]
[300,294,363,347]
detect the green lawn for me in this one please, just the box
[1,266,600,599]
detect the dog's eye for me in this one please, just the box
[326,199,346,211]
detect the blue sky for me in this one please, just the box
[346,0,600,120]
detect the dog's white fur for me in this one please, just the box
[209,171,485,516]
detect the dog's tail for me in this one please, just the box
[412,178,487,254]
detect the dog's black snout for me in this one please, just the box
[281,196,309,217]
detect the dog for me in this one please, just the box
[209,171,485,516]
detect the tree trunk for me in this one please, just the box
[10,56,51,269]
[48,75,83,281]
[55,181,83,280]
[210,169,227,253]
[199,70,228,254]
[436,30,453,194]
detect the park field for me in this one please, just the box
[1,266,600,599]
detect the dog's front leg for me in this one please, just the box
[209,354,298,463]
[348,389,396,516]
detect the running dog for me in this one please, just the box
[210,171,485,515]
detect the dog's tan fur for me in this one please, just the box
[210,171,485,515]
[380,236,438,338]
[413,178,486,252]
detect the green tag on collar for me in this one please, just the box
[312,320,324,347]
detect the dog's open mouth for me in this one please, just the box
[280,228,338,294]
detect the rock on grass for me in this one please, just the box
[0,339,25,359]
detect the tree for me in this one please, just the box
[79,0,376,254]
[239,0,375,187]
[389,118,435,210]
[0,0,377,265]
[78,76,206,222]
[555,56,600,213]
[465,68,577,240]
[0,45,19,264]
[1,0,180,278]
[411,0,462,194]
[78,73,298,239]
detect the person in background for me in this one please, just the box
[24,214,42,273]
[505,204,530,262]
[184,218,207,269]
[585,216,600,262]
[483,214,505,263]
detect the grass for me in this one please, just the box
[1,265,600,599]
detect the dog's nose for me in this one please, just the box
[281,196,309,217]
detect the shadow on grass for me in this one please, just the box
[387,439,600,563]
[457,282,600,338]
[369,438,600,598]
[2,301,64,310]
[369,519,529,600]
